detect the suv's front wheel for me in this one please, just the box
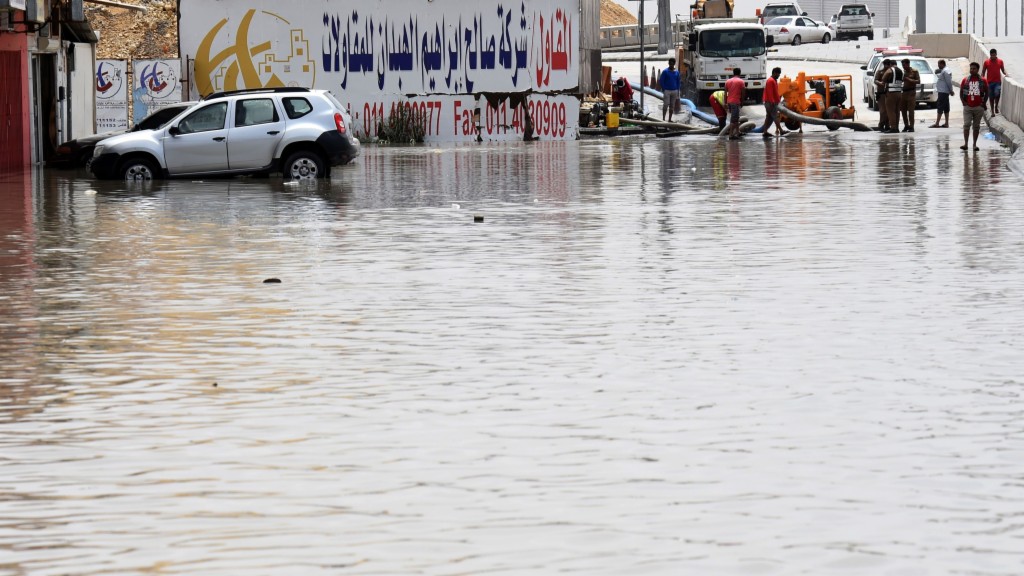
[283,151,326,180]
[119,157,158,181]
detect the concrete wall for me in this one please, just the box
[969,38,1022,129]
[906,33,971,59]
[969,36,1024,176]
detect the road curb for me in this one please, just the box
[985,112,1024,177]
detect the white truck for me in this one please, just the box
[680,18,774,105]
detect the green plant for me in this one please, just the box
[376,103,427,144]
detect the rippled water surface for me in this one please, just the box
[2,133,1024,575]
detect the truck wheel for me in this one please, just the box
[283,150,326,180]
[784,118,802,131]
[868,32,874,40]
[119,157,158,181]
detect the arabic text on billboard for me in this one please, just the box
[179,0,580,141]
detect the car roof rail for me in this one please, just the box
[201,87,311,101]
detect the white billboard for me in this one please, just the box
[95,59,128,131]
[132,59,183,125]
[178,0,581,141]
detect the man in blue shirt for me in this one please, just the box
[659,58,682,122]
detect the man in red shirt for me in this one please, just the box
[724,68,746,140]
[960,61,988,151]
[981,48,1008,115]
[759,67,786,138]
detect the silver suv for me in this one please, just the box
[91,87,360,181]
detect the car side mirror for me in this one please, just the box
[801,12,807,16]
[860,65,867,70]
[766,35,774,48]
[169,126,181,136]
[870,12,875,16]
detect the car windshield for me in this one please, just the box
[699,29,767,57]
[767,17,792,25]
[909,60,932,74]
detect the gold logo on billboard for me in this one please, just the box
[195,10,316,97]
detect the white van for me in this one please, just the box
[835,3,874,40]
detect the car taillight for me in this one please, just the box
[334,112,346,134]
[780,27,789,33]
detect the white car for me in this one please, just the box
[765,16,832,45]
[91,87,361,181]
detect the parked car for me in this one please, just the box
[52,102,196,169]
[859,49,937,110]
[764,16,832,45]
[757,2,806,25]
[834,3,874,40]
[91,87,360,181]
[827,14,838,35]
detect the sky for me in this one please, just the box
[611,0,1024,36]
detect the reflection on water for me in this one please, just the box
[1,135,1023,575]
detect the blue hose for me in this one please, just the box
[629,82,720,125]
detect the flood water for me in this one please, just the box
[2,132,1024,575]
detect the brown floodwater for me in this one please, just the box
[2,132,1023,575]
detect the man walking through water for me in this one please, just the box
[760,67,787,138]
[960,61,988,152]
[981,49,1008,115]
[725,68,745,140]
[659,58,682,122]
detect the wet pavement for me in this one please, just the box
[2,131,1024,574]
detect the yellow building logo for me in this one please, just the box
[194,9,316,97]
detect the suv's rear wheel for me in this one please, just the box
[284,151,326,180]
[119,157,158,181]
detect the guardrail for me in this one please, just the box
[599,23,688,50]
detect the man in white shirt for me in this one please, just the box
[930,60,954,128]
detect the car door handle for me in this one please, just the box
[213,137,226,142]
[267,130,280,135]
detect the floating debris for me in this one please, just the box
[263,278,282,284]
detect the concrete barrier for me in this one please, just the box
[907,34,971,59]
[968,36,1024,176]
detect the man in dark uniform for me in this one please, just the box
[882,60,903,133]
[900,58,921,132]
[874,59,890,131]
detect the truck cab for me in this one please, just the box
[683,21,773,104]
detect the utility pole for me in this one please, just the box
[639,0,645,114]
[917,0,926,32]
